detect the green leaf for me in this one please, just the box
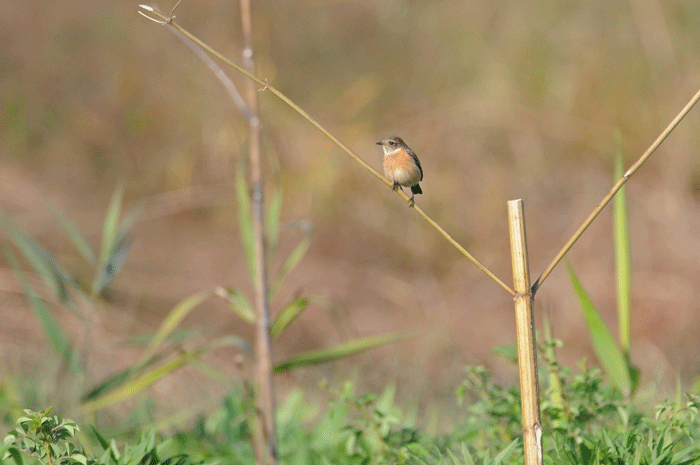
[214,287,255,324]
[269,225,312,299]
[2,447,24,465]
[135,290,212,369]
[81,346,208,412]
[202,335,253,358]
[0,211,75,302]
[3,245,80,373]
[613,131,631,356]
[82,336,243,413]
[542,314,565,417]
[270,297,309,338]
[274,331,412,372]
[88,426,110,450]
[236,160,256,287]
[92,192,142,295]
[93,235,133,295]
[115,200,143,246]
[97,185,124,267]
[445,447,461,465]
[492,438,519,464]
[460,442,476,465]
[491,344,517,364]
[80,352,165,402]
[266,187,282,257]
[565,260,631,393]
[69,453,87,465]
[45,204,96,266]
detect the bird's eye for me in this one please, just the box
[389,141,396,146]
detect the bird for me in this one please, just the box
[376,135,423,207]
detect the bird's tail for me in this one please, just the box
[411,184,423,195]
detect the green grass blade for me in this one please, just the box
[93,189,143,295]
[0,211,74,301]
[88,425,110,450]
[81,345,208,413]
[270,297,309,338]
[26,241,74,303]
[493,438,520,464]
[82,335,248,413]
[460,442,476,465]
[214,286,256,323]
[236,160,256,287]
[116,201,144,243]
[266,187,282,258]
[613,132,631,356]
[93,201,142,295]
[204,334,254,354]
[32,243,76,303]
[543,314,564,415]
[81,361,145,402]
[269,228,312,299]
[83,335,250,402]
[135,290,212,369]
[46,204,96,266]
[98,185,124,266]
[3,245,80,373]
[93,235,133,295]
[273,331,412,372]
[565,260,631,393]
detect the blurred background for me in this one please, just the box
[1,0,700,428]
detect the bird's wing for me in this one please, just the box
[408,149,423,181]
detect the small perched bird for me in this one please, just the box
[376,136,423,207]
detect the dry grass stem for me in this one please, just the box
[137,4,516,297]
[533,85,700,295]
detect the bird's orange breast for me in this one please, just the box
[383,150,421,187]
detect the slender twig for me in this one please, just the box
[238,0,278,463]
[138,5,516,297]
[532,85,700,295]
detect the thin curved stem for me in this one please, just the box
[532,85,700,295]
[138,5,516,297]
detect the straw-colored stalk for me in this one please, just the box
[508,200,542,465]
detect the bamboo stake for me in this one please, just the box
[508,200,542,465]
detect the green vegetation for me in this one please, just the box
[3,2,700,464]
[4,361,700,465]
[565,140,639,395]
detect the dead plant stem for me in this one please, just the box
[532,85,700,295]
[239,0,277,463]
[137,5,516,297]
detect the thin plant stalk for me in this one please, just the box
[239,0,277,463]
[137,4,515,298]
[532,86,700,295]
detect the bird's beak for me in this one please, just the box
[376,141,383,146]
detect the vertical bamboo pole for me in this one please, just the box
[239,0,277,463]
[507,200,542,465]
